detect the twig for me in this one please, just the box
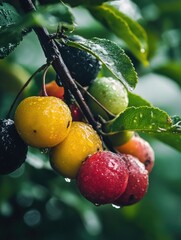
[6,64,47,118]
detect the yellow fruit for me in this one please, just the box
[50,121,103,179]
[14,96,72,148]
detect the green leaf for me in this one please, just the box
[0,3,74,58]
[105,107,181,152]
[0,2,20,26]
[89,2,148,65]
[104,106,173,134]
[154,62,181,87]
[68,36,138,90]
[27,3,75,31]
[0,2,22,58]
[128,92,152,107]
[152,116,181,152]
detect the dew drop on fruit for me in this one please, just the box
[40,148,49,154]
[111,204,121,209]
[65,178,71,183]
[94,203,101,207]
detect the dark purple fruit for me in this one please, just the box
[57,37,101,86]
[0,119,28,174]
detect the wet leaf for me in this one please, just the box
[0,2,22,58]
[68,36,138,90]
[89,1,148,65]
[151,116,181,152]
[0,3,74,58]
[105,107,181,152]
[104,106,173,133]
[128,92,152,107]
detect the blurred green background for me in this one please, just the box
[0,0,181,239]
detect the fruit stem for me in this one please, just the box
[75,80,116,120]
[41,64,50,97]
[6,63,47,118]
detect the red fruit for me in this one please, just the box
[114,154,149,207]
[69,103,83,121]
[40,80,64,99]
[116,135,155,173]
[76,151,129,205]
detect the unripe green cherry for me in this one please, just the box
[87,77,128,120]
[107,131,134,147]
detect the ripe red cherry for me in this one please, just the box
[114,154,149,207]
[69,103,83,121]
[76,151,129,205]
[116,135,155,173]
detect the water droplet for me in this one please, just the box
[65,178,71,183]
[112,204,121,209]
[157,127,167,132]
[94,203,100,207]
[40,148,49,154]
[140,48,145,53]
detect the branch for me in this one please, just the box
[19,0,99,131]
[19,0,118,153]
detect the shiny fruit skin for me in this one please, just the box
[107,131,134,147]
[69,103,83,121]
[0,119,28,174]
[58,40,101,87]
[76,151,129,205]
[14,96,72,148]
[41,80,64,99]
[50,121,103,179]
[114,154,149,206]
[87,77,128,120]
[116,135,155,173]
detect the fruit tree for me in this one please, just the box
[0,0,181,239]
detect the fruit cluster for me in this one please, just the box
[0,45,154,207]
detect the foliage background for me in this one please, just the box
[0,0,181,239]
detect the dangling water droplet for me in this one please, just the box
[112,204,121,209]
[94,203,100,207]
[65,178,71,183]
[40,148,49,154]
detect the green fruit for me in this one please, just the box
[87,77,128,120]
[0,119,28,175]
[57,37,101,87]
[107,131,134,147]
